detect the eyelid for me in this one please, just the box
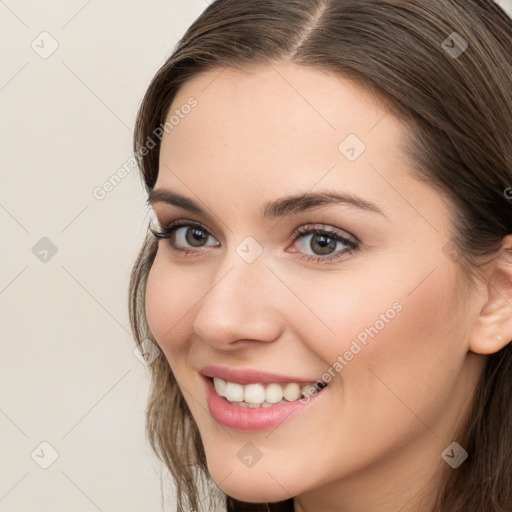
[151,206,224,240]
[151,218,218,244]
[287,223,359,245]
[286,224,359,263]
[152,218,357,245]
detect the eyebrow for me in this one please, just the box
[147,188,386,220]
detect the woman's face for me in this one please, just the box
[145,63,486,509]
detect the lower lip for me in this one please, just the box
[203,376,328,431]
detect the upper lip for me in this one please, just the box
[199,365,323,385]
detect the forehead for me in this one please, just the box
[167,62,396,148]
[158,63,410,190]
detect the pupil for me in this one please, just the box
[313,235,336,255]
[187,228,207,247]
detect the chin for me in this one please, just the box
[206,456,295,503]
[218,480,290,504]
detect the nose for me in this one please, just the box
[192,251,283,350]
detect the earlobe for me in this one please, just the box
[468,237,512,355]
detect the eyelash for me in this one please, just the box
[149,219,359,264]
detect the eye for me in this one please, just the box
[149,219,219,254]
[150,220,359,264]
[287,224,359,263]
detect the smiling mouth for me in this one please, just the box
[210,377,328,407]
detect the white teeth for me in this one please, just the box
[243,383,266,404]
[213,377,227,397]
[283,383,301,402]
[265,383,283,404]
[211,377,325,406]
[224,381,244,402]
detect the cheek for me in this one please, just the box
[332,261,465,426]
[294,255,465,416]
[144,252,198,353]
[305,253,462,367]
[281,264,408,364]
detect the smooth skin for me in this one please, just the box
[144,62,512,512]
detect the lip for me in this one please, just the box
[201,374,328,431]
[199,364,323,385]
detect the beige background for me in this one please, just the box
[1,1,511,512]
[0,1,207,511]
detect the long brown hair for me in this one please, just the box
[129,1,512,510]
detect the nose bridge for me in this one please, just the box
[192,242,282,346]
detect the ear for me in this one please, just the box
[469,235,512,355]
